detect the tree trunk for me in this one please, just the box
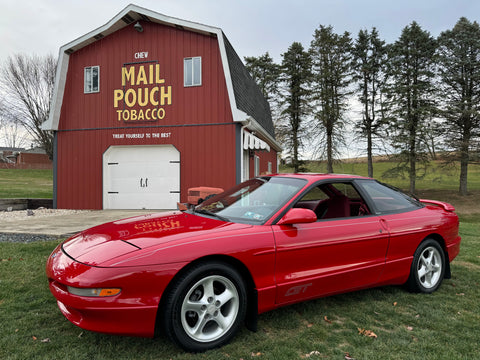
[459,140,469,196]
[367,124,373,178]
[409,122,416,194]
[293,126,299,173]
[327,130,333,173]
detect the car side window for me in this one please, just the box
[294,182,371,220]
[356,180,422,214]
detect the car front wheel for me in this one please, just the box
[162,261,247,352]
[407,239,446,293]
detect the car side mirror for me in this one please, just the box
[277,208,317,225]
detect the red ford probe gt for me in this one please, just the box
[46,174,461,352]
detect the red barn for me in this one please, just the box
[43,4,280,210]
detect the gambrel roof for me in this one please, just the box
[43,3,280,150]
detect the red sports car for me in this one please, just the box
[46,174,461,352]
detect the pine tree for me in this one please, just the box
[244,52,280,103]
[279,42,312,172]
[310,25,352,173]
[385,22,436,194]
[244,53,283,143]
[437,17,480,195]
[351,28,387,177]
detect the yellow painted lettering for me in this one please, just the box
[130,110,137,121]
[122,110,130,121]
[113,90,124,108]
[136,66,147,85]
[157,108,165,119]
[125,89,136,107]
[145,108,151,120]
[150,87,159,106]
[137,109,144,120]
[138,87,149,107]
[155,64,165,84]
[122,67,135,86]
[116,110,123,121]
[160,86,172,105]
[149,64,154,84]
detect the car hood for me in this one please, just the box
[62,211,251,266]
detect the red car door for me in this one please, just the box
[272,215,390,305]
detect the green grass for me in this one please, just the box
[0,161,479,199]
[0,169,53,198]
[280,160,480,191]
[0,222,478,360]
[0,163,478,359]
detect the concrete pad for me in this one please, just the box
[0,209,160,237]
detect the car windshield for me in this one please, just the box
[194,176,307,224]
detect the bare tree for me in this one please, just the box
[0,54,56,158]
[0,119,30,149]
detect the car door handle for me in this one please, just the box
[380,219,390,232]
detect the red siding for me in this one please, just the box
[59,23,232,131]
[247,149,278,178]
[56,125,237,209]
[55,21,276,209]
[257,148,278,175]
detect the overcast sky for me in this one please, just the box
[2,0,480,65]
[2,0,480,153]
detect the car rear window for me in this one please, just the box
[356,180,422,214]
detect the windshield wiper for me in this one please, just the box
[194,208,230,222]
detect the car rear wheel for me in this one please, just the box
[407,239,445,293]
[162,261,247,352]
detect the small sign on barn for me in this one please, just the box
[43,4,280,210]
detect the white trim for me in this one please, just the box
[216,34,240,122]
[42,51,69,130]
[84,65,100,93]
[247,118,282,152]
[183,57,202,87]
[243,132,270,152]
[41,2,281,161]
[43,4,227,131]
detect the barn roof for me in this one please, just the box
[43,3,280,150]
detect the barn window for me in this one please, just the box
[84,66,100,93]
[184,57,202,87]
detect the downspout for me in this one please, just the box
[240,119,251,182]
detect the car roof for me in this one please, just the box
[268,173,372,182]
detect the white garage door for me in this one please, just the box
[103,145,180,209]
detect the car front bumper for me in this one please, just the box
[46,243,186,337]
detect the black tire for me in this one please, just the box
[162,261,247,352]
[407,239,446,293]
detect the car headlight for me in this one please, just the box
[67,286,121,297]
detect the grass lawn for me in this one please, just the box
[0,221,479,359]
[280,160,480,192]
[0,163,479,359]
[0,169,53,198]
[0,160,479,199]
